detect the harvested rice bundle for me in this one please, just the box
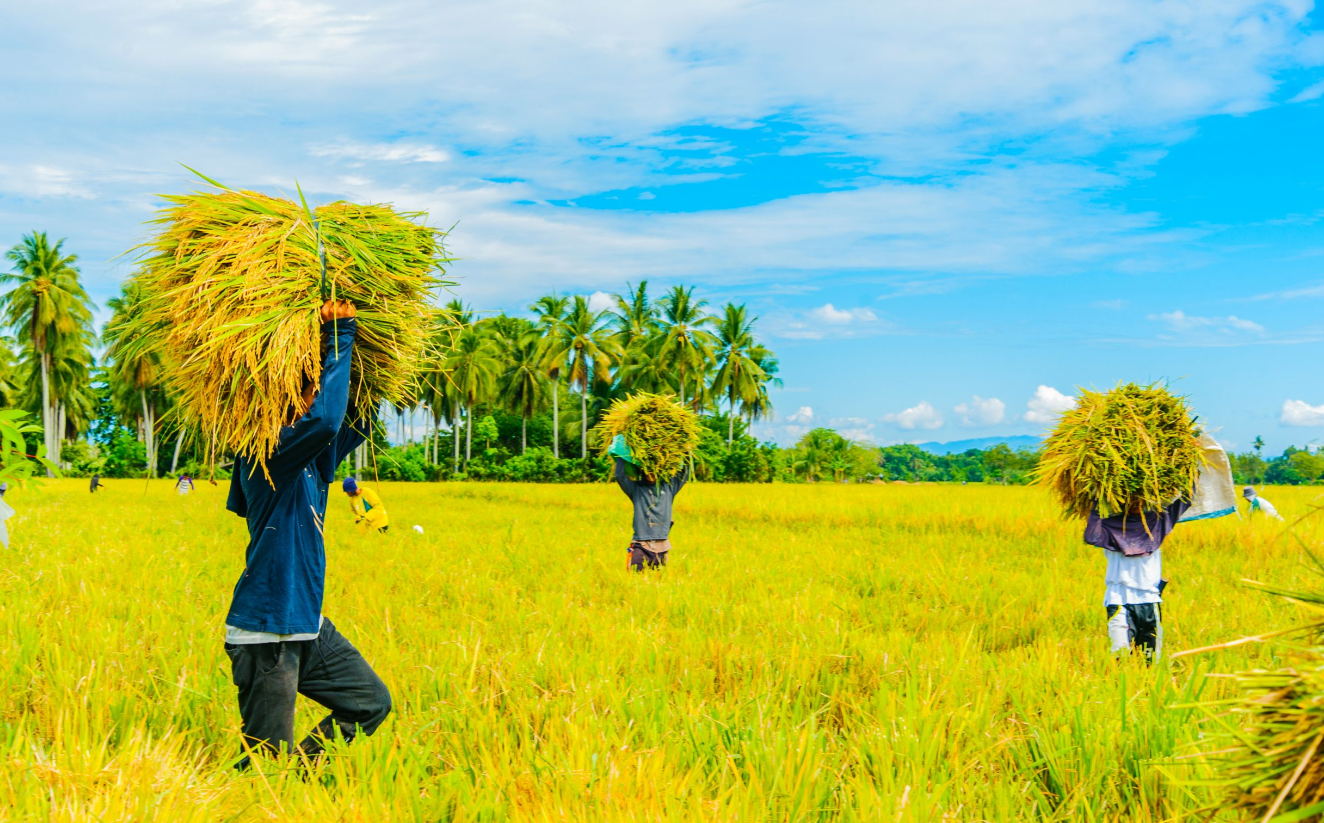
[120,172,452,477]
[1033,382,1203,520]
[1181,576,1324,822]
[592,392,700,481]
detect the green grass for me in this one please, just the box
[0,480,1319,821]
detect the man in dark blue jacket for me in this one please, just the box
[223,299,391,768]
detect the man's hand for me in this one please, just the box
[320,299,357,323]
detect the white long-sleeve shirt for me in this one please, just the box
[1250,496,1283,520]
[1103,548,1163,607]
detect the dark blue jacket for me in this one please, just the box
[225,318,369,634]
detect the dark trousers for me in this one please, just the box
[628,543,668,572]
[224,617,391,765]
[1106,603,1162,660]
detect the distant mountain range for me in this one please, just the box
[915,435,1043,456]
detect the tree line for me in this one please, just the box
[5,230,1321,486]
[0,231,783,480]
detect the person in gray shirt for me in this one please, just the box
[613,457,690,571]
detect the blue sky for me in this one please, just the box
[3,0,1324,450]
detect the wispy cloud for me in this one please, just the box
[311,141,450,164]
[766,302,891,340]
[955,396,1005,427]
[1149,309,1264,334]
[1249,282,1324,301]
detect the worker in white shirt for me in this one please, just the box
[1243,486,1283,521]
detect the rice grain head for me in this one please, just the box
[591,392,700,482]
[1032,382,1203,521]
[117,175,454,480]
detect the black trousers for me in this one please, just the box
[1106,603,1162,660]
[224,617,391,764]
[628,543,668,572]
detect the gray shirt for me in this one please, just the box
[614,457,689,541]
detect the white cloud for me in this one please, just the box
[829,416,876,443]
[1282,399,1324,427]
[883,401,944,430]
[788,406,814,424]
[808,303,877,325]
[955,395,1006,426]
[1290,80,1324,104]
[1024,385,1076,424]
[766,302,893,340]
[1149,309,1264,334]
[1092,299,1128,310]
[587,290,614,313]
[311,141,450,164]
[0,164,94,199]
[2,0,1321,316]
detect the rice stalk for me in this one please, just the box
[114,172,453,479]
[1033,382,1203,520]
[591,392,700,481]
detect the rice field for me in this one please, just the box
[2,479,1321,822]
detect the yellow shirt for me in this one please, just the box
[349,486,389,531]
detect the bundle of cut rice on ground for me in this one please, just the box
[1033,382,1205,520]
[1178,574,1324,822]
[592,392,700,481]
[120,171,452,477]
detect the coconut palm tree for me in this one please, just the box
[559,295,622,458]
[498,330,549,454]
[427,300,473,471]
[531,294,570,459]
[653,285,717,410]
[610,281,658,350]
[741,344,781,434]
[446,325,499,464]
[710,303,768,444]
[104,281,165,476]
[0,232,94,471]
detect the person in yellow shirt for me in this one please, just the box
[342,477,389,534]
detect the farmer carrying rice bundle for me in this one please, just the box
[592,393,700,572]
[1035,382,1237,661]
[118,173,451,767]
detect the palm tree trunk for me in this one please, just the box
[522,416,527,454]
[141,390,156,478]
[170,429,184,474]
[465,403,472,463]
[56,403,66,469]
[551,377,559,459]
[580,392,587,459]
[452,402,460,472]
[39,350,52,476]
[728,390,736,445]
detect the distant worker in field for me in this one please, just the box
[1038,384,1238,664]
[223,300,391,770]
[343,477,389,534]
[1243,486,1283,521]
[176,474,194,495]
[89,474,104,493]
[594,394,700,573]
[610,436,690,572]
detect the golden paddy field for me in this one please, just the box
[2,479,1322,821]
